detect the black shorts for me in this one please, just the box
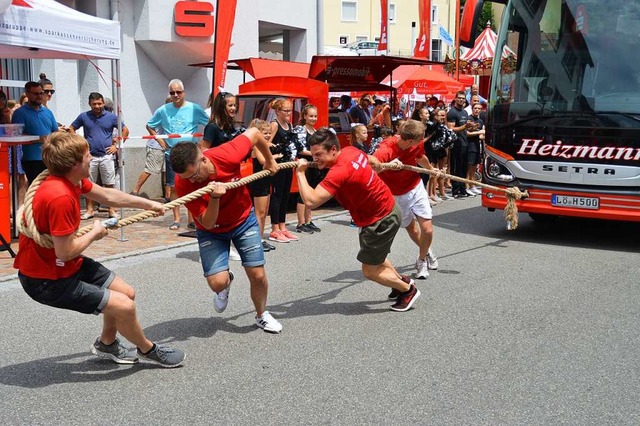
[19,257,115,315]
[467,150,482,165]
[249,159,273,197]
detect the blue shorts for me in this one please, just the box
[165,155,175,187]
[196,210,265,276]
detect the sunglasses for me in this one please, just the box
[43,89,56,95]
[169,90,183,96]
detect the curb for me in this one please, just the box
[0,209,348,284]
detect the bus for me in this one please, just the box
[461,0,640,222]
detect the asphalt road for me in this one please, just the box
[1,198,638,425]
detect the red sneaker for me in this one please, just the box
[268,231,290,243]
[281,229,299,241]
[390,284,421,312]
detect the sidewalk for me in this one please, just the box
[0,204,344,282]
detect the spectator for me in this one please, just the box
[350,94,373,125]
[447,91,474,198]
[465,103,485,195]
[145,78,209,230]
[293,104,322,234]
[11,81,59,185]
[69,92,129,220]
[2,91,27,211]
[202,91,245,149]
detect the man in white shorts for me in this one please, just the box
[70,92,129,219]
[370,119,439,280]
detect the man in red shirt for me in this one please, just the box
[169,128,283,332]
[296,128,420,312]
[15,132,185,368]
[370,119,439,281]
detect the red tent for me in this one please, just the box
[381,65,470,95]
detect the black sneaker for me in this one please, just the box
[388,275,414,300]
[91,338,138,364]
[137,343,185,368]
[262,241,272,252]
[263,240,276,251]
[306,222,321,232]
[390,284,421,312]
[296,224,314,234]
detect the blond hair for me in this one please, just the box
[42,132,89,176]
[398,119,425,140]
[249,118,270,131]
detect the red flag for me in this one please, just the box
[413,0,431,58]
[213,0,238,96]
[377,0,388,52]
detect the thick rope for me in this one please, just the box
[379,162,529,230]
[18,162,300,249]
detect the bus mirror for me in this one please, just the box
[460,0,485,48]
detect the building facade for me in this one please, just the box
[322,0,457,60]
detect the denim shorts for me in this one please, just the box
[164,155,175,187]
[19,257,115,315]
[196,210,265,276]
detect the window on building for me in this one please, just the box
[355,35,368,42]
[431,5,438,24]
[339,35,349,45]
[341,1,357,22]
[431,39,442,62]
[389,3,396,23]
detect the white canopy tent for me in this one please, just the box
[0,0,128,239]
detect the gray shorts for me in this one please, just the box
[19,257,115,315]
[89,154,116,186]
[144,146,165,175]
[357,203,401,266]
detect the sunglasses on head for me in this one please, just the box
[169,90,183,96]
[44,89,55,95]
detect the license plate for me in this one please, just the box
[551,194,600,210]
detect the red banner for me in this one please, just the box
[413,0,431,58]
[213,0,238,95]
[377,0,388,52]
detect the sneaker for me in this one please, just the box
[349,220,357,227]
[388,275,414,300]
[471,187,483,195]
[255,310,283,333]
[281,229,299,241]
[306,221,321,232]
[263,240,276,251]
[427,248,439,270]
[441,194,454,201]
[432,195,443,203]
[229,246,241,261]
[137,343,185,368]
[390,284,421,312]
[91,338,138,364]
[295,224,314,234]
[268,231,290,243]
[415,258,429,279]
[465,188,477,197]
[214,271,233,313]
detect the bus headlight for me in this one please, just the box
[484,157,515,183]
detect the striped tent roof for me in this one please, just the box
[460,23,515,61]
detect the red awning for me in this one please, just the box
[189,57,311,79]
[308,55,440,92]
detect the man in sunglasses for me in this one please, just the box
[145,79,209,230]
[11,81,59,185]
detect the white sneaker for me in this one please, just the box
[465,188,477,197]
[471,187,483,195]
[441,194,454,201]
[255,310,282,333]
[415,258,429,279]
[427,248,439,270]
[432,195,443,203]
[214,271,233,313]
[229,246,241,261]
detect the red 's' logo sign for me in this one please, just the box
[174,1,214,38]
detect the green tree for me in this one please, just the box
[477,2,495,36]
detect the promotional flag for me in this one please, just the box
[377,0,388,52]
[413,0,431,58]
[439,24,454,45]
[213,0,238,95]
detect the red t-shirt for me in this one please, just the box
[319,146,395,227]
[373,136,425,195]
[175,135,253,233]
[14,176,93,279]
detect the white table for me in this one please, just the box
[0,136,39,241]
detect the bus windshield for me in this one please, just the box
[491,0,640,117]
